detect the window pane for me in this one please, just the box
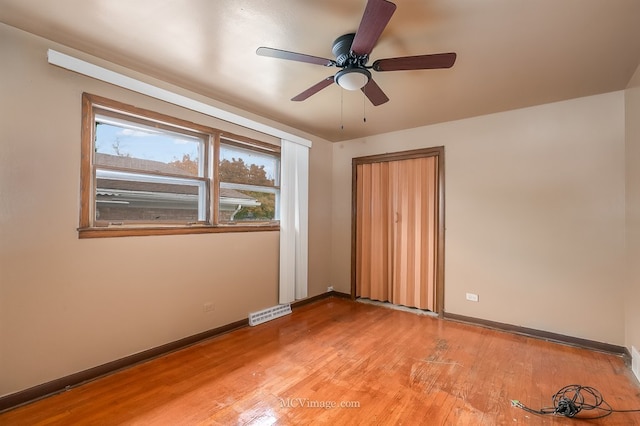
[95,169,205,223]
[95,117,203,178]
[219,187,276,222]
[219,143,279,186]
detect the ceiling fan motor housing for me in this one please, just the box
[332,33,361,66]
[332,33,371,90]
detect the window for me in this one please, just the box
[219,139,280,222]
[80,93,280,238]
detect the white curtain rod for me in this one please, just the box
[47,49,312,148]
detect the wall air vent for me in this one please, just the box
[249,304,292,326]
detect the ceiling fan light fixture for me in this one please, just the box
[335,67,371,91]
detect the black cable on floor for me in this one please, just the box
[511,384,640,420]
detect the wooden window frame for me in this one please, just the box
[79,93,280,238]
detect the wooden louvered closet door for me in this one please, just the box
[355,155,438,311]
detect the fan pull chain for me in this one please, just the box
[340,89,344,130]
[363,87,367,123]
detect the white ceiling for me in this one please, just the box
[1,0,639,142]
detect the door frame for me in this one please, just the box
[351,146,446,314]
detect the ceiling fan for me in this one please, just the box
[256,0,457,106]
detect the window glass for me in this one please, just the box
[219,144,279,186]
[219,141,280,223]
[95,170,205,223]
[95,114,203,178]
[92,112,207,225]
[218,185,277,222]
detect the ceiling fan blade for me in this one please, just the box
[351,0,397,56]
[256,47,336,67]
[361,78,389,106]
[292,76,335,101]
[373,52,457,71]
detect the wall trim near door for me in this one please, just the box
[0,292,342,413]
[291,290,351,309]
[443,312,629,358]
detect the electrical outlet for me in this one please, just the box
[327,286,334,292]
[203,302,215,313]
[465,293,479,302]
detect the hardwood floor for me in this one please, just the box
[1,297,639,425]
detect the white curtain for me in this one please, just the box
[279,139,310,304]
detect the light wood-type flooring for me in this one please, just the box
[1,297,639,425]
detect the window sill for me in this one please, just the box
[78,223,280,239]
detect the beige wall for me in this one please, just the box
[0,23,332,396]
[332,91,626,345]
[625,64,640,357]
[1,18,635,399]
